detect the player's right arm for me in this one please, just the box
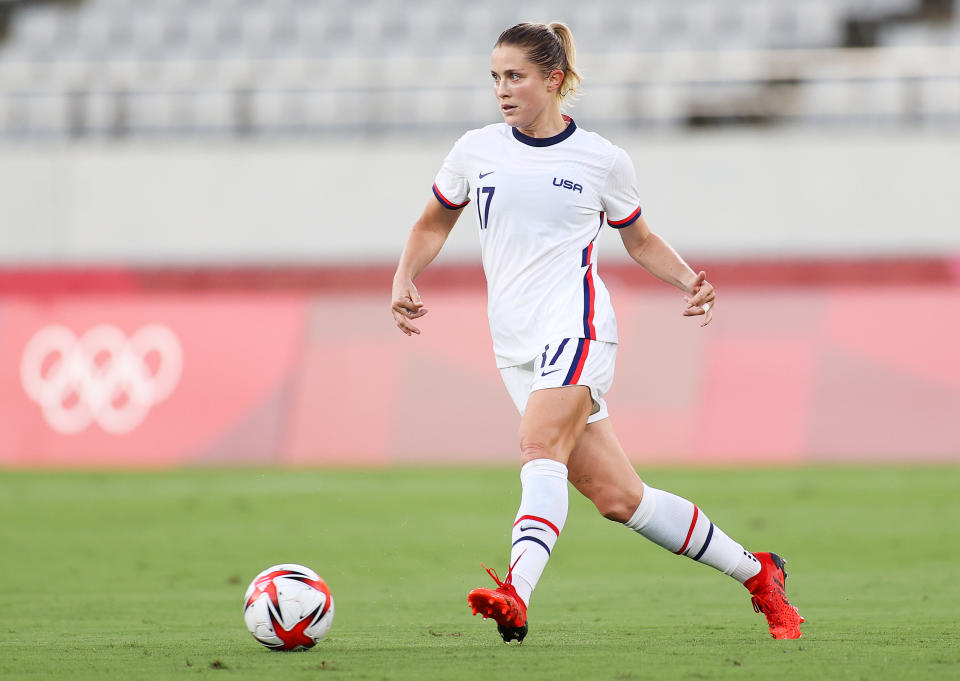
[391,197,464,336]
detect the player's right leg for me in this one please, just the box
[468,383,592,643]
[567,419,803,639]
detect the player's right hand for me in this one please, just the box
[683,270,715,327]
[391,278,428,336]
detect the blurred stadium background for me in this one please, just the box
[1,0,958,467]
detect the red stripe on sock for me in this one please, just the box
[674,506,699,555]
[513,514,560,537]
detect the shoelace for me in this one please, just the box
[481,552,524,589]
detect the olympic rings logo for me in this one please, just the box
[20,324,183,435]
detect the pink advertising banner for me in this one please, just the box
[1,281,958,468]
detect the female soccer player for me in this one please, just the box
[391,22,803,642]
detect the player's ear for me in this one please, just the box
[546,68,564,92]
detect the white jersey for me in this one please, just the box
[433,117,642,368]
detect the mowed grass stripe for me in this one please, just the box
[0,466,957,680]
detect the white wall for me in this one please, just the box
[2,129,958,265]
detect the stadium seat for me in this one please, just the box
[0,0,956,137]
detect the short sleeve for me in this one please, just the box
[602,148,642,228]
[432,137,471,210]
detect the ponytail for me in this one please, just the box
[548,22,581,105]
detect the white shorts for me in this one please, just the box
[499,338,616,424]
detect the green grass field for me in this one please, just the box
[1,466,957,681]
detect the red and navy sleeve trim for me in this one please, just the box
[608,205,642,228]
[432,184,470,210]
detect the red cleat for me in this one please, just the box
[744,552,804,640]
[468,564,528,643]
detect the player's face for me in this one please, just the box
[490,45,557,132]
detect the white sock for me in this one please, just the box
[509,458,569,606]
[625,483,761,583]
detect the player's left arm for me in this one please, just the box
[618,215,715,326]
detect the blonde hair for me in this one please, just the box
[495,21,582,109]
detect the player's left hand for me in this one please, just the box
[683,270,715,327]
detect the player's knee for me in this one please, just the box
[596,499,634,523]
[593,487,644,524]
[519,437,559,465]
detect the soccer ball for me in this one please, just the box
[243,563,335,650]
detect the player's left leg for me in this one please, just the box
[567,418,803,639]
[568,419,760,578]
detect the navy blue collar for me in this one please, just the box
[512,116,577,147]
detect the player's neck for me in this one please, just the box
[515,109,568,139]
